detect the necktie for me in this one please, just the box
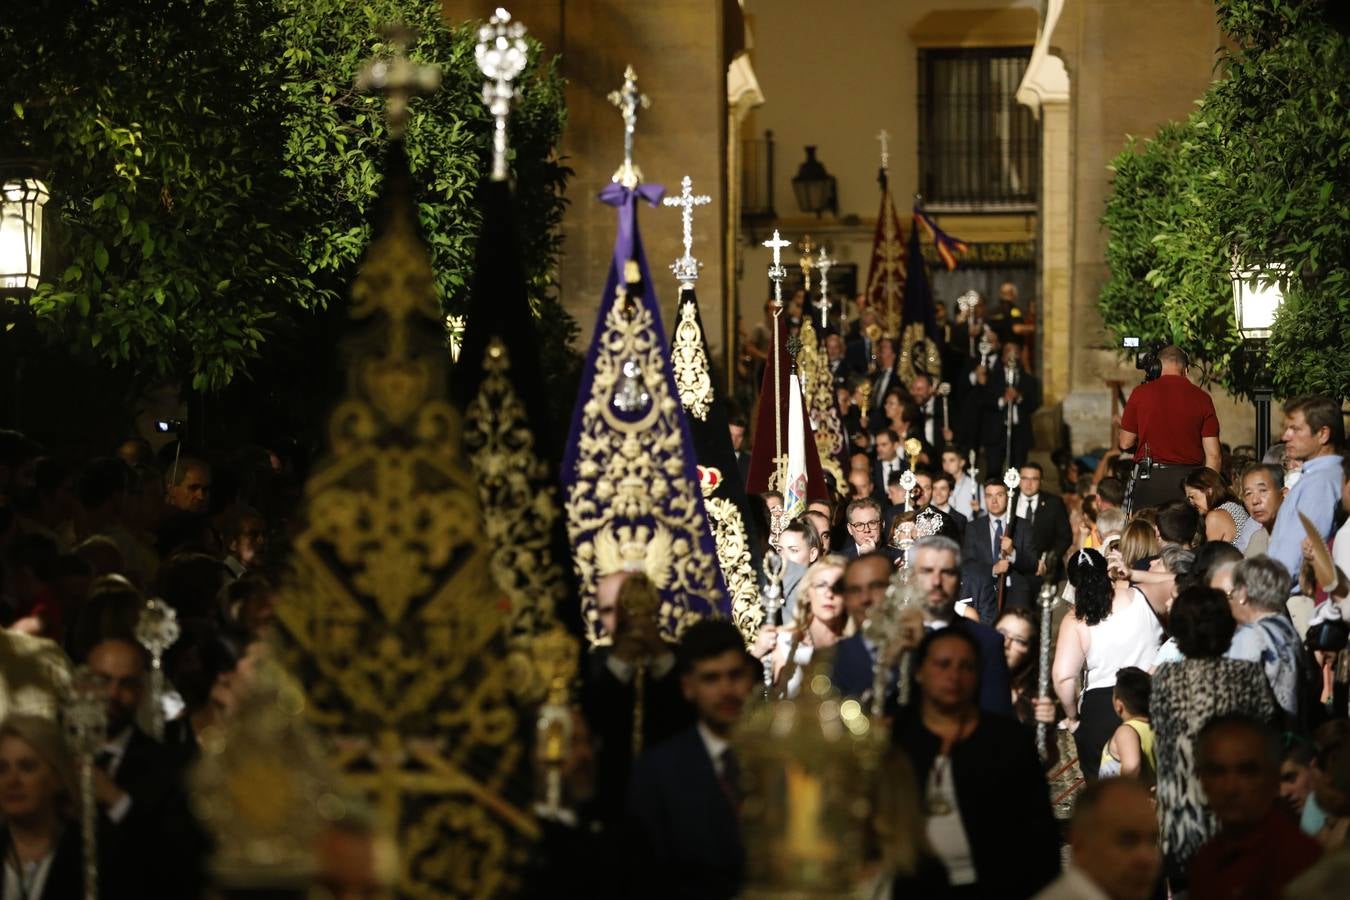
[1026,497,1037,528]
[993,518,1004,559]
[719,747,742,811]
[95,749,116,772]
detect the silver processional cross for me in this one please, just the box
[815,246,835,328]
[663,175,711,286]
[764,229,790,309]
[608,65,651,188]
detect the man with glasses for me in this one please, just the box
[841,497,900,563]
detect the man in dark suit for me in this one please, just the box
[625,620,754,899]
[872,429,906,498]
[961,479,1036,624]
[911,373,948,452]
[869,338,900,416]
[1014,462,1072,588]
[728,416,751,488]
[86,637,203,899]
[840,497,900,564]
[834,542,1011,715]
[930,472,968,543]
[955,331,1001,458]
[982,340,1041,474]
[582,573,694,827]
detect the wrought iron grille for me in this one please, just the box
[917,47,1039,211]
[740,128,776,223]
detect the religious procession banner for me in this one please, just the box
[561,180,729,644]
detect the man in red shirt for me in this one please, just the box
[1117,346,1221,511]
[1189,714,1321,900]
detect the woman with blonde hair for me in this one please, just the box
[772,555,851,698]
[1118,518,1161,570]
[0,714,90,899]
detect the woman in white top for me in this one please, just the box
[1052,548,1165,781]
[771,554,850,698]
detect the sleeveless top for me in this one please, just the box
[1084,588,1163,692]
[1099,718,1157,780]
[1219,501,1262,553]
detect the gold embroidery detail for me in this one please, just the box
[272,196,535,898]
[464,336,568,654]
[898,321,942,386]
[671,296,714,421]
[567,290,722,644]
[797,317,845,472]
[706,496,764,640]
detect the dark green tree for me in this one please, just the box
[1099,0,1350,400]
[0,0,573,395]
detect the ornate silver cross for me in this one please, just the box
[355,24,443,139]
[763,229,791,308]
[608,65,651,188]
[663,175,711,286]
[476,7,529,181]
[815,245,835,328]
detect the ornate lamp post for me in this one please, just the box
[791,146,836,217]
[0,163,49,298]
[1230,261,1286,459]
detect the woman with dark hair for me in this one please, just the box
[1051,548,1164,780]
[1183,467,1262,551]
[892,629,1060,898]
[993,607,1041,726]
[1152,585,1278,892]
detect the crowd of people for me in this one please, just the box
[2,282,1350,900]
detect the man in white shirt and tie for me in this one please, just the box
[873,429,905,499]
[960,479,1035,622]
[1015,462,1073,585]
[911,372,946,450]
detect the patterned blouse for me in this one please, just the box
[1219,500,1263,553]
[1152,657,1278,881]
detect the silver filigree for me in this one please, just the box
[476,7,529,181]
[763,230,791,308]
[814,246,835,328]
[134,597,181,740]
[662,175,711,285]
[608,65,651,188]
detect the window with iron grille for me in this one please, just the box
[917,47,1039,211]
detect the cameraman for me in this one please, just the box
[1116,345,1221,511]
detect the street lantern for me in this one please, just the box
[1230,262,1286,341]
[0,167,50,296]
[791,146,836,217]
[1230,260,1286,459]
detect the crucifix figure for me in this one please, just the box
[662,175,711,286]
[608,65,651,188]
[797,234,817,294]
[475,8,529,181]
[355,24,443,139]
[764,230,791,309]
[815,246,835,329]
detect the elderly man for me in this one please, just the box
[165,456,212,515]
[1035,779,1161,900]
[1189,715,1321,900]
[1240,463,1283,557]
